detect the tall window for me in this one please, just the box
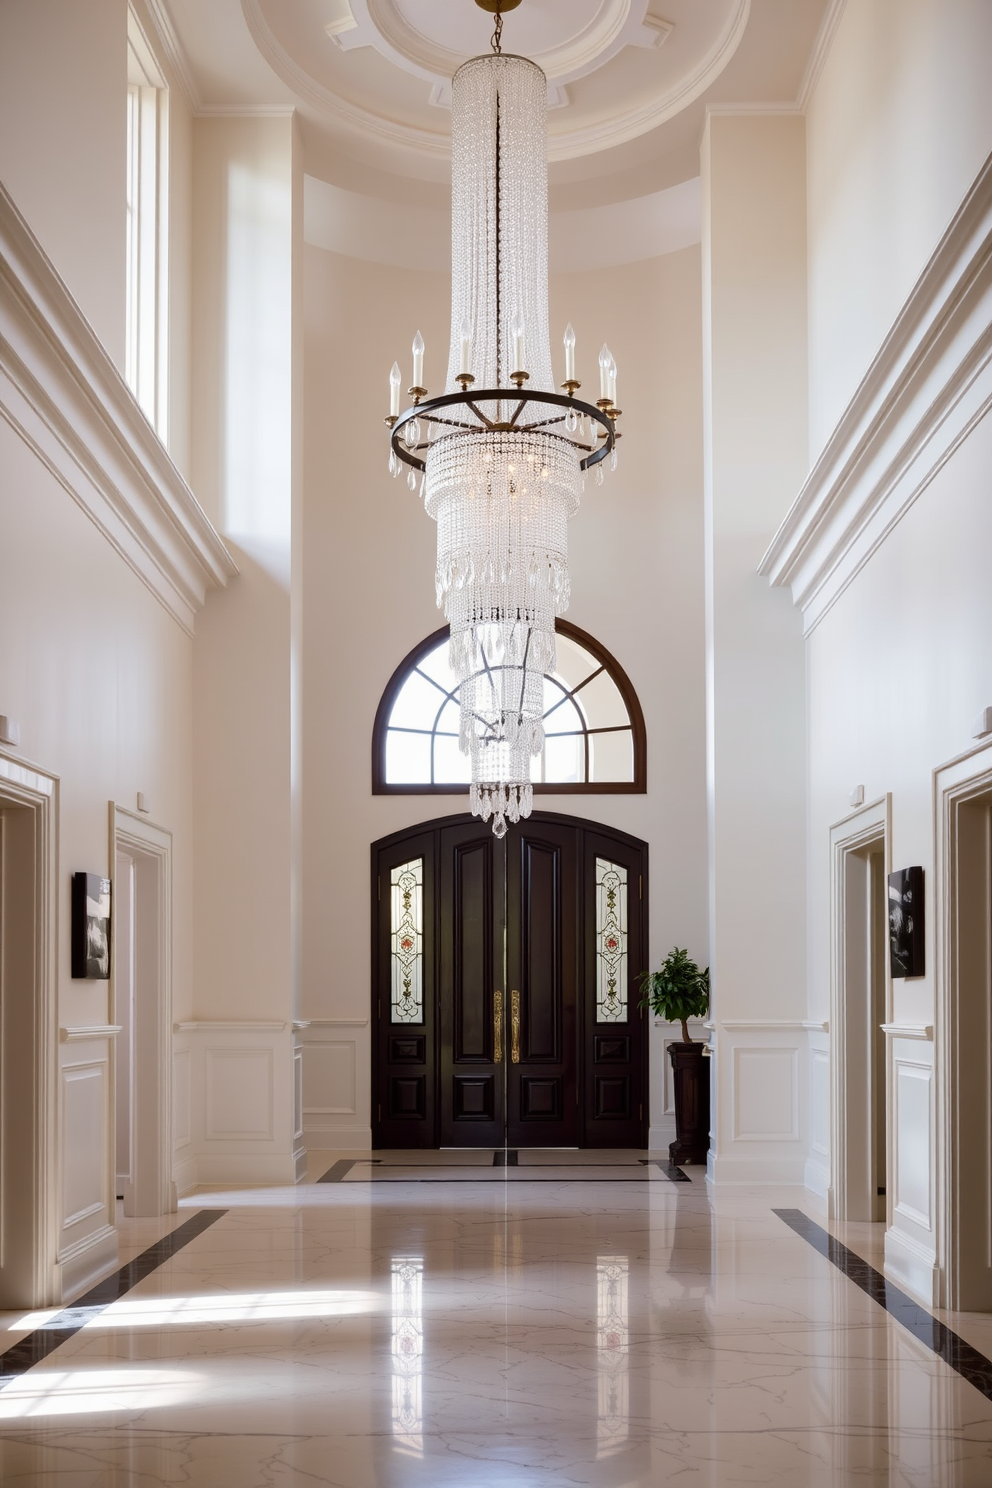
[126,7,169,438]
[372,621,646,794]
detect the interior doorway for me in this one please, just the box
[937,751,992,1310]
[111,806,175,1217]
[372,812,648,1149]
[830,798,890,1223]
[0,754,58,1308]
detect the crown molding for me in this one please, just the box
[242,0,749,164]
[759,149,992,635]
[0,184,237,638]
[196,104,297,119]
[140,0,202,114]
[796,0,848,114]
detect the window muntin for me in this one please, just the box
[379,624,642,790]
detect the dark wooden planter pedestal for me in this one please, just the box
[667,1041,710,1165]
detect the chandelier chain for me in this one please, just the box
[491,6,503,54]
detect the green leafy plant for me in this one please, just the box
[638,947,709,1043]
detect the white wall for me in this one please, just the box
[186,112,302,1184]
[300,240,708,1148]
[806,0,992,457]
[797,0,992,1294]
[701,113,810,1183]
[0,0,127,369]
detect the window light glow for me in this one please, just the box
[14,1289,385,1332]
[0,1368,202,1420]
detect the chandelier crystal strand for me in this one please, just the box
[385,19,621,835]
[424,51,578,835]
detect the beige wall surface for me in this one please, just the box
[0,417,194,1029]
[806,410,992,1032]
[190,115,297,1025]
[0,0,128,369]
[301,241,708,1127]
[806,0,992,458]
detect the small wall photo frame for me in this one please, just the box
[888,865,924,979]
[71,872,111,980]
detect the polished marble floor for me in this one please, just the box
[2,1150,992,1485]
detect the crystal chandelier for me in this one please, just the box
[385,0,622,837]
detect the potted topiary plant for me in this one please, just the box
[639,948,710,1165]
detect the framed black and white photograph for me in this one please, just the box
[888,866,924,979]
[71,872,111,980]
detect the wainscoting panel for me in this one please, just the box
[173,1047,191,1148]
[709,1023,807,1184]
[172,1022,298,1187]
[205,1049,274,1140]
[57,1037,119,1300]
[807,1039,831,1198]
[884,1032,937,1304]
[297,1020,371,1149]
[733,1047,800,1141]
[61,1062,107,1228]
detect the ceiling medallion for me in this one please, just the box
[383,3,622,837]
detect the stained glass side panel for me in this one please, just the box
[391,859,424,1024]
[595,858,628,1023]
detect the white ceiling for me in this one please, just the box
[150,0,833,252]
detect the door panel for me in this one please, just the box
[373,832,436,1148]
[581,830,647,1148]
[439,823,505,1146]
[506,821,578,1146]
[373,812,647,1149]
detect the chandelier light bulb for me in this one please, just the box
[608,352,617,404]
[599,343,612,400]
[412,329,425,388]
[563,322,576,383]
[389,361,402,418]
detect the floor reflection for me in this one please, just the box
[596,1256,629,1457]
[390,1256,424,1458]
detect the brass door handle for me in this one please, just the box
[494,989,503,1064]
[511,990,520,1064]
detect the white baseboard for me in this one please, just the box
[647,1122,675,1152]
[804,1157,830,1199]
[884,1225,938,1306]
[707,1151,808,1185]
[193,1153,300,1187]
[57,1223,119,1302]
[303,1124,372,1151]
[173,1153,198,1197]
[293,1142,308,1183]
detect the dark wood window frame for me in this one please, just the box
[371,619,647,796]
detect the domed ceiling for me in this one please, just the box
[160,0,832,199]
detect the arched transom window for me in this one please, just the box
[373,621,646,795]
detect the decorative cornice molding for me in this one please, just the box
[0,185,237,637]
[760,150,992,635]
[796,0,848,114]
[140,0,202,115]
[243,0,750,164]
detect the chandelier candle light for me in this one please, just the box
[384,0,623,837]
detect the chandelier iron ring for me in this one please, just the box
[387,387,617,475]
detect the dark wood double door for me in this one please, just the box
[373,812,648,1148]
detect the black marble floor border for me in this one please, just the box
[640,1159,692,1182]
[0,1208,227,1388]
[774,1208,992,1402]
